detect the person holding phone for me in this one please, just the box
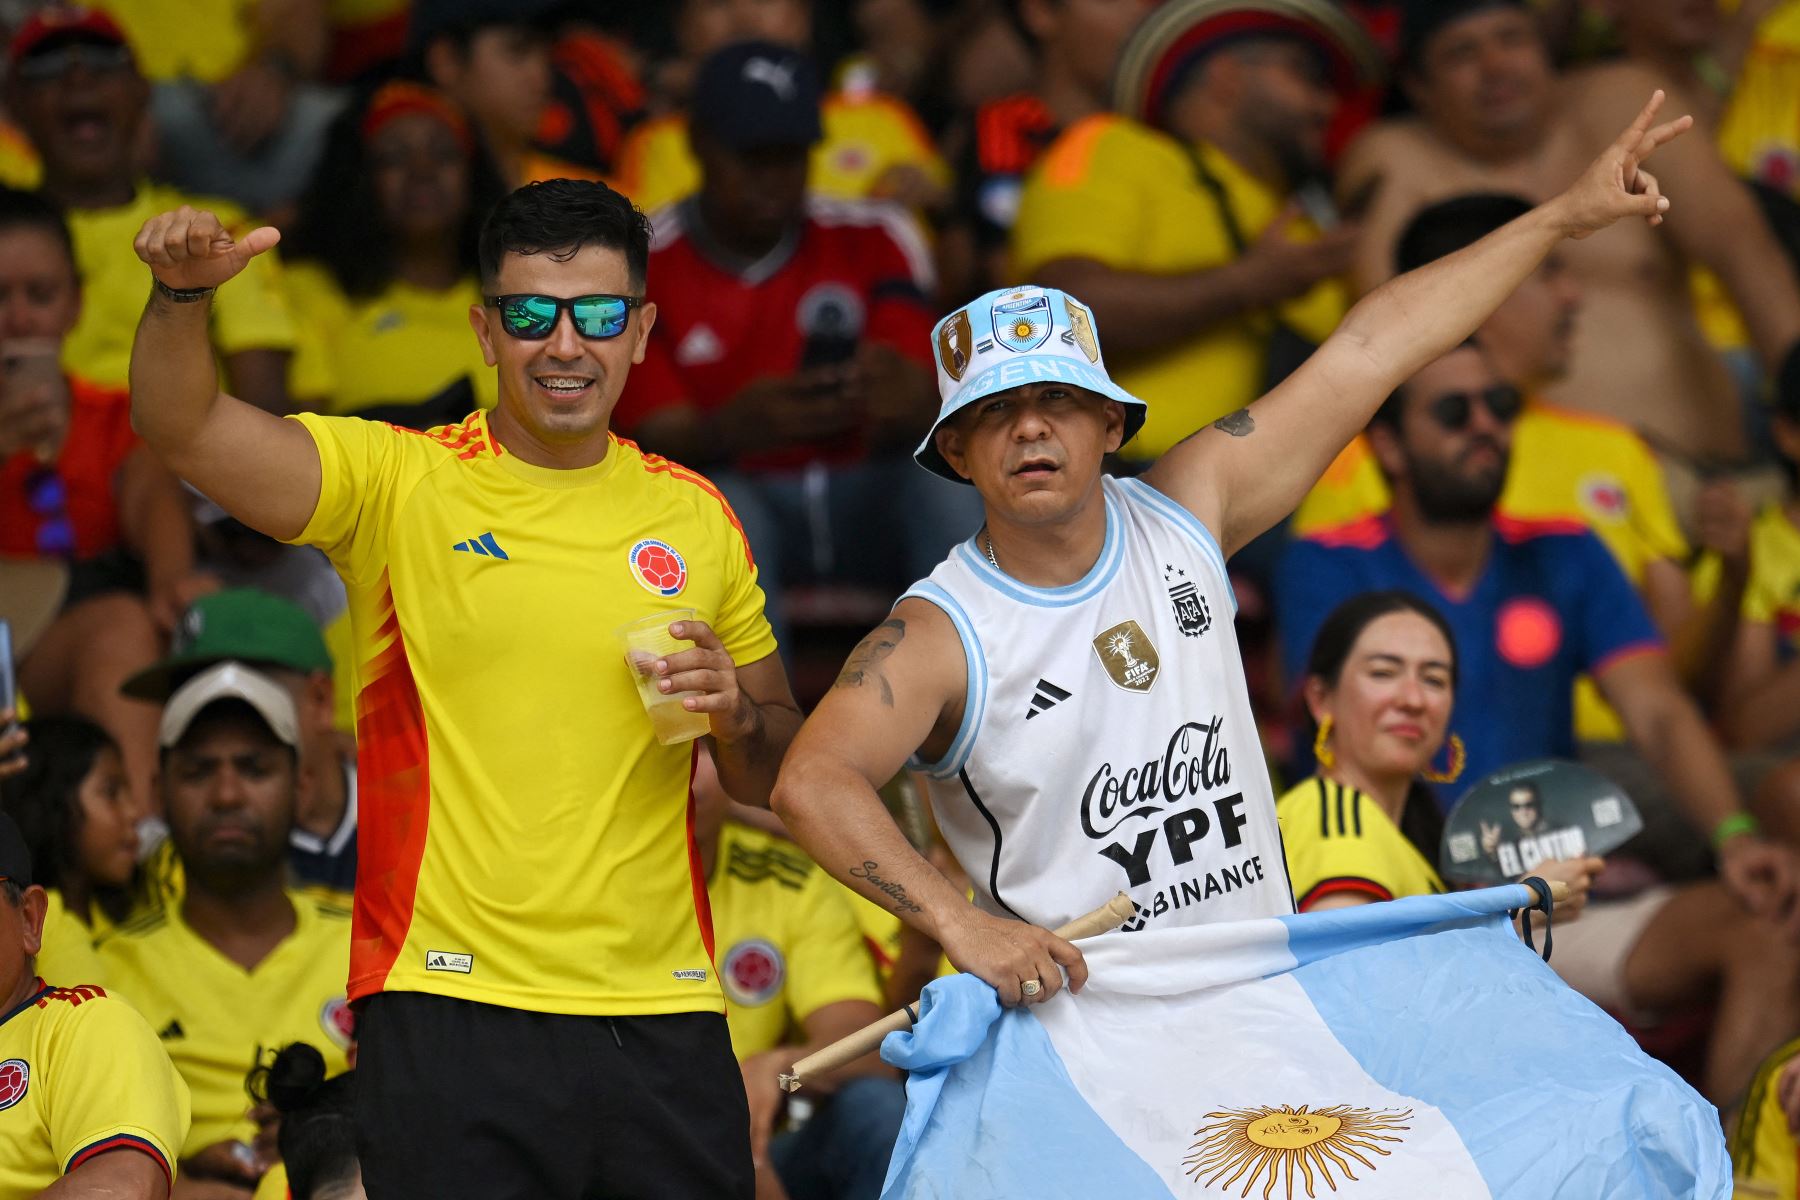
[0,187,214,811]
[613,42,980,646]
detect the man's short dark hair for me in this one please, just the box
[1395,193,1533,275]
[0,879,23,908]
[1400,0,1532,74]
[0,186,75,273]
[476,179,651,291]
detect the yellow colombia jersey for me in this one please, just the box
[1719,4,1800,200]
[1293,399,1687,742]
[96,893,352,1157]
[1732,1034,1800,1198]
[1012,117,1345,460]
[0,979,190,1194]
[65,183,297,389]
[286,410,777,1016]
[618,91,950,218]
[1696,501,1800,653]
[1277,777,1444,911]
[35,891,109,997]
[709,822,883,1061]
[285,263,499,415]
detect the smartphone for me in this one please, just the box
[800,329,859,370]
[2,339,68,460]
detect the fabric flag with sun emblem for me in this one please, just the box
[879,885,1728,1199]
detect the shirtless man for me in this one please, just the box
[1341,0,1800,465]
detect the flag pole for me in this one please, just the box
[779,892,1136,1094]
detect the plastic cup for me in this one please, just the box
[617,609,711,746]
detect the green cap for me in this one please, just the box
[121,588,333,701]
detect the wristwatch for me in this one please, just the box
[153,277,215,304]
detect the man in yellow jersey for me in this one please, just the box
[1009,0,1379,463]
[101,663,352,1196]
[124,589,358,894]
[5,6,295,414]
[126,176,803,1197]
[693,749,901,1200]
[0,810,190,1198]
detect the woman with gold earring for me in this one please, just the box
[1277,591,1483,913]
[1279,592,1800,1110]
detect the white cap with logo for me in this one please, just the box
[158,661,301,749]
[914,284,1148,482]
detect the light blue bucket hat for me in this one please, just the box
[914,284,1148,482]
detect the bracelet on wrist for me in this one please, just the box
[153,277,215,304]
[1711,811,1761,850]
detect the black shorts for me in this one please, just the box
[355,992,752,1200]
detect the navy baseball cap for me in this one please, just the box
[0,813,32,889]
[690,41,823,152]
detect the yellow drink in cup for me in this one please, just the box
[617,609,712,746]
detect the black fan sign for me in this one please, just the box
[1440,759,1642,886]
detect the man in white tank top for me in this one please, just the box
[772,94,1690,1008]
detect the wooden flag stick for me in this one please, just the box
[779,892,1136,1094]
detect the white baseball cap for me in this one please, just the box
[914,284,1147,482]
[158,661,301,749]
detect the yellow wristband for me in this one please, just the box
[1711,812,1760,850]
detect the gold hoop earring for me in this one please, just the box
[1313,716,1335,770]
[1422,733,1466,784]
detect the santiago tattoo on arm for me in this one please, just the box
[1212,408,1255,437]
[833,618,906,707]
[850,860,924,914]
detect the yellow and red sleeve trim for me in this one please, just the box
[65,1134,173,1189]
[1298,876,1393,912]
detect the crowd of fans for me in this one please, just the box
[9,0,1800,1195]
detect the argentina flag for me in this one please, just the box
[880,886,1728,1198]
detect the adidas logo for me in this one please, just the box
[157,1019,185,1040]
[675,323,725,366]
[1025,679,1071,720]
[425,950,474,974]
[452,532,509,560]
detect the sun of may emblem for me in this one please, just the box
[1184,1104,1412,1198]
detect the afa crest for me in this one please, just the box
[936,309,973,381]
[1185,1104,1412,1195]
[991,291,1053,354]
[0,1059,27,1111]
[629,539,688,597]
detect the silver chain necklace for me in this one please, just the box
[984,531,999,570]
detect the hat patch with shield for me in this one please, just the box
[914,285,1148,483]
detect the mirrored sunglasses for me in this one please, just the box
[485,293,642,341]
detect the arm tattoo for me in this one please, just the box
[834,618,905,707]
[1212,408,1255,437]
[850,860,925,914]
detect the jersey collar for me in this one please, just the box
[0,978,49,1029]
[677,196,804,286]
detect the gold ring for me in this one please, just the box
[1021,979,1043,998]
